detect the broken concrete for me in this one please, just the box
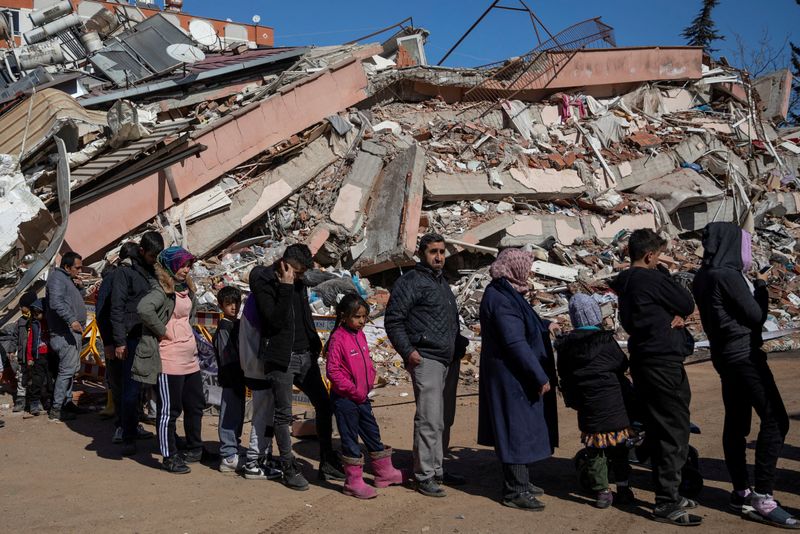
[634,168,725,214]
[329,149,384,234]
[425,168,584,202]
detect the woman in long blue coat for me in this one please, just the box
[478,248,559,511]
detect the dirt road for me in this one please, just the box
[1,356,798,533]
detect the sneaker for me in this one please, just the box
[219,455,241,474]
[615,486,635,505]
[503,491,545,511]
[0,419,5,428]
[595,489,613,509]
[416,478,447,498]
[121,441,137,457]
[162,456,191,474]
[243,460,268,480]
[318,458,346,481]
[435,472,466,486]
[261,457,283,480]
[112,427,124,444]
[181,448,204,464]
[281,460,309,491]
[29,401,43,417]
[13,398,25,412]
[136,424,154,440]
[48,408,76,422]
[729,488,752,513]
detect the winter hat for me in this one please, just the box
[568,293,602,328]
[29,299,44,312]
[19,292,37,309]
[489,248,534,294]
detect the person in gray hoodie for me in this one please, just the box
[45,251,87,422]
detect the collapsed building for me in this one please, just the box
[0,2,799,387]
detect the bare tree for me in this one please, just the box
[731,29,790,77]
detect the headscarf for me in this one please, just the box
[158,246,194,292]
[489,248,534,294]
[740,229,752,273]
[568,293,602,328]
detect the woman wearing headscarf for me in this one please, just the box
[478,248,560,511]
[135,246,201,474]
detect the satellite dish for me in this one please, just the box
[189,19,218,47]
[166,43,206,64]
[252,15,261,24]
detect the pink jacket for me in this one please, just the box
[326,326,376,404]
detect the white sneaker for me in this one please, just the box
[112,427,124,444]
[219,455,241,473]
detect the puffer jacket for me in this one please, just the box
[132,263,196,385]
[110,254,155,347]
[385,263,465,365]
[554,328,632,434]
[693,222,768,369]
[326,326,376,404]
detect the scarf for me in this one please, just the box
[158,246,194,292]
[489,248,534,294]
[741,229,752,272]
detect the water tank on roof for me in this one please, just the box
[24,12,82,44]
[29,0,73,27]
[15,40,66,70]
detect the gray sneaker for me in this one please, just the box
[219,455,241,473]
[416,478,447,498]
[281,460,309,491]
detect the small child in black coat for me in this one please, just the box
[555,293,634,509]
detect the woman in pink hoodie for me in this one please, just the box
[326,294,406,498]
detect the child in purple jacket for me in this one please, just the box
[326,294,405,499]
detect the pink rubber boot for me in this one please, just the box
[369,446,407,488]
[342,456,377,499]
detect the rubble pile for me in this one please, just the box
[0,5,799,382]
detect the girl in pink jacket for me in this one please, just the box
[326,294,406,498]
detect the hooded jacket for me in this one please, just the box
[132,263,196,385]
[249,263,322,370]
[385,263,466,365]
[110,254,156,347]
[45,267,87,337]
[326,326,376,404]
[554,329,632,434]
[608,265,695,363]
[692,222,768,368]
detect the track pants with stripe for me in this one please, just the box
[156,371,204,458]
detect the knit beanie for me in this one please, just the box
[568,293,602,328]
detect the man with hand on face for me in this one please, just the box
[46,251,87,422]
[385,233,469,498]
[249,244,345,491]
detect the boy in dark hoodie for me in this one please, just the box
[11,292,37,412]
[25,300,50,416]
[693,222,794,529]
[609,229,700,526]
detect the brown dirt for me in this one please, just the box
[1,356,798,533]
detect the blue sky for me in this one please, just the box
[187,0,799,70]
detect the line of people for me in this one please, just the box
[1,225,795,529]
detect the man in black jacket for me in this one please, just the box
[385,233,468,498]
[609,229,701,526]
[109,232,163,456]
[250,244,344,491]
[693,222,794,528]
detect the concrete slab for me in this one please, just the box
[425,169,584,202]
[329,150,384,233]
[635,168,725,214]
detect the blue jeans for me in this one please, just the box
[332,393,383,459]
[50,332,81,409]
[218,384,246,459]
[121,338,142,442]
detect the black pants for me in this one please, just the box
[332,393,384,458]
[631,361,691,505]
[266,351,334,463]
[106,354,123,427]
[156,372,204,459]
[503,463,534,499]
[719,356,789,495]
[27,358,50,404]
